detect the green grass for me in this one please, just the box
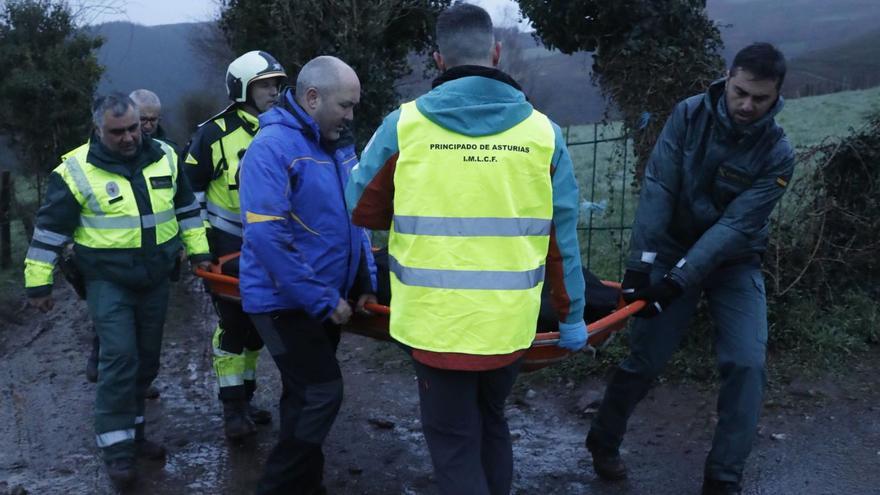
[775,86,880,147]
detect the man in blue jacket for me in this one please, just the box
[347,4,587,494]
[238,55,376,495]
[585,43,794,495]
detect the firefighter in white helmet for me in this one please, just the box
[181,50,286,439]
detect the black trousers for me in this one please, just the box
[249,311,343,495]
[413,358,522,495]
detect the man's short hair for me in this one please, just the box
[92,92,137,128]
[129,89,161,110]
[436,3,495,67]
[295,56,344,97]
[731,42,787,89]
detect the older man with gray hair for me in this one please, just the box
[238,56,376,494]
[129,89,178,151]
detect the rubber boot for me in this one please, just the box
[586,431,628,481]
[105,457,136,488]
[86,335,99,383]
[135,439,167,460]
[223,400,256,439]
[247,402,272,425]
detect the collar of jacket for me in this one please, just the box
[275,88,353,151]
[432,65,524,94]
[235,107,260,135]
[704,78,784,140]
[278,88,322,142]
[86,132,164,177]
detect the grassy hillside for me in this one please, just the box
[776,86,880,147]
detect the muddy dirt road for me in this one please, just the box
[1,276,878,494]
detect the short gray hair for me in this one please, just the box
[295,56,348,98]
[436,3,495,67]
[129,89,161,110]
[92,92,137,128]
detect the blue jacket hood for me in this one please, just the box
[415,69,534,137]
[258,89,323,141]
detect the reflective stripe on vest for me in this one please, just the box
[59,143,180,249]
[206,199,243,237]
[388,101,556,355]
[389,254,545,290]
[32,227,71,247]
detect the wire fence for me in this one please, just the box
[564,123,634,281]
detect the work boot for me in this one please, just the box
[247,402,272,425]
[105,457,136,488]
[85,337,99,383]
[223,400,256,439]
[585,433,627,481]
[702,478,742,495]
[135,439,167,460]
[143,384,161,399]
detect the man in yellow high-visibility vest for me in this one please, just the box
[346,4,587,493]
[24,92,210,488]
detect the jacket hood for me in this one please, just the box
[416,66,533,137]
[704,78,784,137]
[258,89,322,141]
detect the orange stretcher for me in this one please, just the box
[195,253,645,372]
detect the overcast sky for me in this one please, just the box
[76,0,524,27]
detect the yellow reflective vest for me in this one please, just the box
[24,139,209,293]
[183,108,258,241]
[389,101,556,355]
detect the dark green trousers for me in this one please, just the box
[86,279,169,461]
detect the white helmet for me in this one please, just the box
[226,50,287,103]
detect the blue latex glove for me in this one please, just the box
[557,320,588,351]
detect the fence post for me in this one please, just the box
[0,171,11,269]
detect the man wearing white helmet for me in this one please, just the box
[181,50,286,439]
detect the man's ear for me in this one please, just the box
[433,51,446,72]
[305,87,320,110]
[492,41,501,67]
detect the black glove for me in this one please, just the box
[621,269,650,304]
[633,275,683,318]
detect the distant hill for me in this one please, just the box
[785,28,880,97]
[708,0,880,61]
[72,0,880,138]
[91,21,229,145]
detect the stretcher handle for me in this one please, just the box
[530,299,646,348]
[194,267,239,285]
[362,302,390,315]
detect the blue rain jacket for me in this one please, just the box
[239,89,373,318]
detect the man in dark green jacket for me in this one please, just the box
[585,43,795,495]
[24,92,211,488]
